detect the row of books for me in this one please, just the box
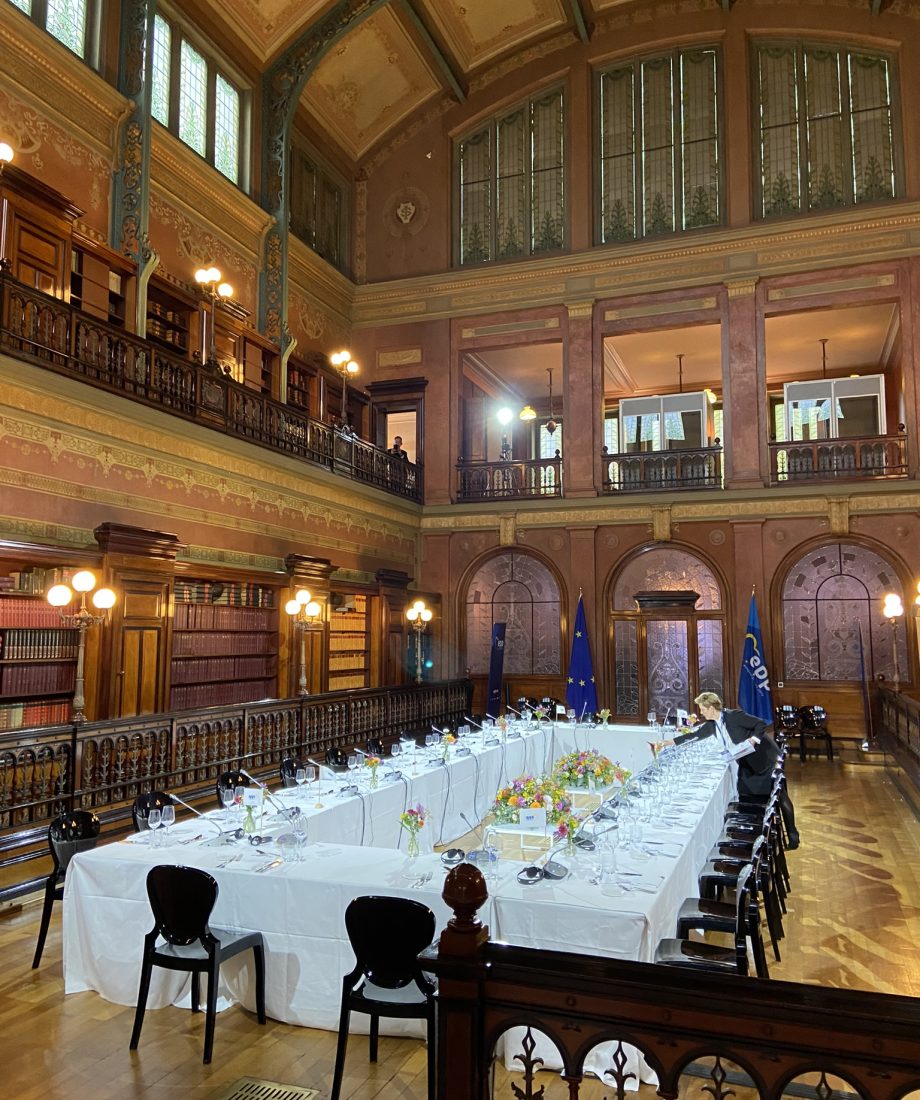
[170,655,278,685]
[174,580,275,607]
[0,700,70,730]
[329,654,367,672]
[0,567,69,596]
[170,678,276,710]
[328,673,367,690]
[0,597,67,628]
[173,603,277,631]
[0,662,75,695]
[171,631,276,657]
[329,634,367,652]
[0,628,79,661]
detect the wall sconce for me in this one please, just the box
[0,139,14,272]
[195,266,233,368]
[285,588,323,696]
[330,349,359,425]
[47,570,116,723]
[882,591,904,690]
[406,599,433,684]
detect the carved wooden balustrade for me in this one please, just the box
[0,273,422,501]
[769,433,907,484]
[0,679,471,900]
[602,443,723,492]
[456,454,563,501]
[426,864,920,1100]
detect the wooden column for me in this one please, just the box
[93,523,183,720]
[284,554,334,695]
[722,278,768,489]
[563,301,600,496]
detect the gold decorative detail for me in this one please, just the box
[499,515,516,547]
[725,278,758,298]
[652,507,672,542]
[758,235,907,267]
[377,348,423,367]
[767,273,897,301]
[149,196,257,283]
[828,498,850,536]
[566,301,595,320]
[460,318,560,339]
[604,297,717,322]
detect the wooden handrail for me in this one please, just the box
[456,455,562,501]
[0,273,423,502]
[601,443,723,492]
[424,864,920,1099]
[769,434,907,484]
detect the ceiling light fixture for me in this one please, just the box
[545,368,557,435]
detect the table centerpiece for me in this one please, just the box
[491,774,572,825]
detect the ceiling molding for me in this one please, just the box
[603,343,638,393]
[398,0,467,102]
[463,353,526,402]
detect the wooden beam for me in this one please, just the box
[398,0,466,102]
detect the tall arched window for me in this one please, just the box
[609,547,725,717]
[465,552,561,675]
[781,542,905,680]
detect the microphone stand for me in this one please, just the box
[168,793,227,838]
[240,768,300,819]
[307,759,326,809]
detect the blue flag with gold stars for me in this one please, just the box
[566,594,598,718]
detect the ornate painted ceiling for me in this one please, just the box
[193,0,597,162]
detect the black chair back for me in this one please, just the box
[345,895,436,992]
[49,810,102,880]
[326,747,348,769]
[216,770,248,807]
[799,705,828,730]
[146,865,218,947]
[774,704,799,731]
[280,758,309,788]
[366,738,385,757]
[132,791,171,833]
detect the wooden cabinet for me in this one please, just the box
[213,311,277,397]
[70,237,133,328]
[0,164,82,299]
[146,280,194,355]
[170,579,279,709]
[328,592,369,691]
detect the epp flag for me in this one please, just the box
[565,594,599,718]
[738,592,774,724]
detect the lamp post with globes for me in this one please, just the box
[285,588,322,695]
[882,592,904,690]
[330,349,359,430]
[0,140,14,271]
[406,599,433,684]
[195,266,233,369]
[46,571,117,723]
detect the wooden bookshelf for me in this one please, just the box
[328,592,369,691]
[0,583,77,730]
[69,237,133,328]
[146,281,193,356]
[170,579,279,709]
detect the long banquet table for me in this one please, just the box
[63,726,733,1049]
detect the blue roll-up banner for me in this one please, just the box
[485,622,507,718]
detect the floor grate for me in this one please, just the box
[211,1079,320,1100]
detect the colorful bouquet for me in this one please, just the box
[533,704,548,722]
[365,754,381,788]
[441,732,456,760]
[553,749,620,788]
[597,708,611,724]
[497,715,508,734]
[400,802,426,857]
[491,774,572,825]
[553,812,580,846]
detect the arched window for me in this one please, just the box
[609,547,725,717]
[465,552,561,675]
[781,542,905,680]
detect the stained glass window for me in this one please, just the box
[13,0,94,60]
[465,552,561,675]
[781,542,905,681]
[151,13,245,187]
[600,47,720,243]
[755,41,897,218]
[9,0,31,14]
[457,87,565,266]
[289,144,345,271]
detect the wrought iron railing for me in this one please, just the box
[0,679,471,899]
[769,432,907,484]
[456,454,562,501]
[602,442,723,492]
[426,866,920,1100]
[0,274,422,502]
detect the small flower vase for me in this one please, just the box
[602,718,611,728]
[565,832,578,857]
[369,766,378,790]
[441,744,450,763]
[406,831,420,859]
[242,805,256,835]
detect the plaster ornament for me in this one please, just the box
[396,201,416,224]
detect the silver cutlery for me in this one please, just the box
[255,858,283,873]
[178,834,203,845]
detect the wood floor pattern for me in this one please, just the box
[3,761,919,1099]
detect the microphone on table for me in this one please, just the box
[460,811,487,854]
[505,705,522,717]
[168,793,225,836]
[240,768,297,817]
[464,717,483,729]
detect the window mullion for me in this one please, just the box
[795,43,808,213]
[206,66,216,165]
[170,30,182,135]
[673,49,684,230]
[841,51,856,205]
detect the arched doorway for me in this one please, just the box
[608,547,726,719]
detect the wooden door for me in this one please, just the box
[107,577,171,717]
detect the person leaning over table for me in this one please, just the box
[658,691,800,849]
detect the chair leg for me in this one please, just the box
[191,970,200,1013]
[129,955,154,1051]
[426,1003,437,1100]
[203,959,220,1064]
[252,942,266,1024]
[330,994,352,1100]
[369,1012,379,1063]
[31,881,57,970]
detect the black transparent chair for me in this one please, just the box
[798,705,834,761]
[129,864,266,1064]
[215,769,248,809]
[279,758,310,788]
[32,809,101,969]
[326,747,349,769]
[366,737,385,757]
[331,895,437,1100]
[131,791,171,833]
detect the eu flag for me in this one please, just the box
[566,594,599,718]
[738,592,774,724]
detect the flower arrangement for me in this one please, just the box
[497,715,508,734]
[441,732,456,760]
[677,712,699,731]
[400,802,426,857]
[365,755,381,788]
[553,749,625,788]
[553,813,580,846]
[597,708,611,724]
[533,704,548,722]
[491,774,572,825]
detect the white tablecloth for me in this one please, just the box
[63,746,732,1045]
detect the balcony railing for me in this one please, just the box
[0,274,422,502]
[456,454,563,502]
[0,679,472,901]
[769,432,907,484]
[602,442,723,492]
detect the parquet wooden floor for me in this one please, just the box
[2,760,918,1099]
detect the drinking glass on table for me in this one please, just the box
[147,808,162,848]
[391,742,401,762]
[234,785,245,816]
[295,767,307,793]
[347,753,358,781]
[220,786,235,820]
[160,803,175,842]
[646,710,657,731]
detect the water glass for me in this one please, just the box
[160,803,175,842]
[220,787,235,819]
[593,840,617,884]
[147,808,161,848]
[278,834,297,863]
[295,767,306,791]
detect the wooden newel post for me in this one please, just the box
[427,864,490,1100]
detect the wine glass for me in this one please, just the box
[295,767,307,794]
[647,710,657,733]
[234,785,245,816]
[347,754,358,785]
[220,786,235,819]
[160,803,175,842]
[147,808,161,848]
[391,742,401,761]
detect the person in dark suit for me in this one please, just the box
[667,691,799,847]
[388,435,408,458]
